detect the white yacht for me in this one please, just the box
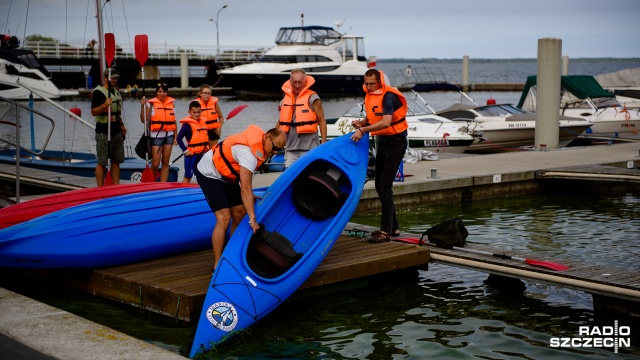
[219,26,372,99]
[0,35,77,100]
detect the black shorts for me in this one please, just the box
[195,168,242,212]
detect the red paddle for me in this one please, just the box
[104,33,116,186]
[135,34,154,183]
[394,237,569,271]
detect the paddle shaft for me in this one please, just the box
[104,33,116,185]
[394,237,568,271]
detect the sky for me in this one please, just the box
[2,0,640,59]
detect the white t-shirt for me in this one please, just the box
[197,145,258,182]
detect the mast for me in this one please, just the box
[96,0,106,79]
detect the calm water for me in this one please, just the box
[2,60,640,358]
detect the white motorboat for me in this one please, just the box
[595,68,640,110]
[437,93,593,153]
[0,35,77,100]
[327,93,476,154]
[518,75,639,140]
[219,25,372,100]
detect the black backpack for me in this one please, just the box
[420,218,469,249]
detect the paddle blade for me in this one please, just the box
[104,171,113,186]
[134,35,148,66]
[226,104,248,120]
[104,33,116,67]
[525,259,569,271]
[141,165,155,183]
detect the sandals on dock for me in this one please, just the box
[368,230,391,243]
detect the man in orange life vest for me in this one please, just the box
[350,69,408,243]
[276,68,327,169]
[195,125,286,271]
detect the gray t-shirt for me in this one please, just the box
[280,93,320,151]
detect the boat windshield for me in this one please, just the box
[257,55,334,64]
[474,104,526,116]
[342,99,434,118]
[275,26,342,46]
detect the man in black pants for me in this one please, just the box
[350,69,408,243]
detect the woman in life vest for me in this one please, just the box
[176,101,209,183]
[140,82,177,182]
[195,125,286,271]
[195,84,225,148]
[350,69,408,243]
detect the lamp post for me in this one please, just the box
[209,4,228,57]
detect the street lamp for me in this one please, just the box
[208,4,228,57]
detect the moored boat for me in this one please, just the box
[517,75,639,140]
[0,35,78,100]
[219,25,372,99]
[190,131,369,357]
[437,92,593,153]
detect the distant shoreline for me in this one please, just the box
[379,58,640,63]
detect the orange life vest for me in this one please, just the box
[363,71,408,136]
[196,97,222,130]
[212,124,267,182]
[148,97,176,132]
[278,75,319,134]
[179,116,210,154]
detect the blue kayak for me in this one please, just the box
[190,132,369,357]
[0,187,267,268]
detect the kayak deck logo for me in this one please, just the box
[550,320,631,353]
[206,302,238,332]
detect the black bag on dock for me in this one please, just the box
[420,218,468,249]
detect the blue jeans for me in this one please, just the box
[374,132,407,234]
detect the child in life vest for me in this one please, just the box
[176,101,210,183]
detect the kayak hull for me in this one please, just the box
[190,132,369,357]
[0,182,198,230]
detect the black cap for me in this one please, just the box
[103,68,120,78]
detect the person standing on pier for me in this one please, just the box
[276,68,327,169]
[140,82,177,182]
[176,101,209,183]
[350,69,408,243]
[195,84,225,149]
[195,125,286,272]
[90,68,126,186]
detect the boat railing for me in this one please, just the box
[0,94,56,203]
[23,40,268,62]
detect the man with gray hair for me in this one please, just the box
[276,69,327,168]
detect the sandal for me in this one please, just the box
[368,230,391,243]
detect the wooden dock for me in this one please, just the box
[10,231,429,323]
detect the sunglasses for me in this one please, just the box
[269,137,283,152]
[157,82,167,87]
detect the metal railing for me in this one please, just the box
[0,94,56,202]
[24,40,268,62]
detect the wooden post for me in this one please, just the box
[462,55,470,93]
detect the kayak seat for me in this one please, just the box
[293,166,347,220]
[247,224,303,279]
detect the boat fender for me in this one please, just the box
[293,169,347,220]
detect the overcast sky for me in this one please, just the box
[2,0,639,59]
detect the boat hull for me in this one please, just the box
[221,72,366,100]
[0,182,198,230]
[0,148,179,182]
[190,132,369,357]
